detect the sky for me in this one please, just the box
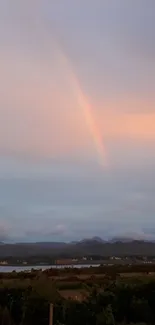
[0,0,155,242]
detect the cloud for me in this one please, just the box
[25,224,68,239]
[0,223,10,242]
[0,163,155,243]
[49,224,67,236]
[110,230,155,241]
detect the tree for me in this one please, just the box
[97,305,115,325]
[21,290,49,325]
[2,307,12,325]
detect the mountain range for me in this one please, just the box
[1,237,155,257]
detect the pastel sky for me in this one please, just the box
[0,0,155,242]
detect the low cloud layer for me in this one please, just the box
[0,162,154,242]
[0,223,10,242]
[25,224,68,240]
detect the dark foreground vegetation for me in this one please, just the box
[0,265,155,324]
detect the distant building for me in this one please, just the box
[56,259,73,265]
[0,261,8,265]
[110,256,121,260]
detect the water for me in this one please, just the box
[0,264,100,273]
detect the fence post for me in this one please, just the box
[49,303,53,325]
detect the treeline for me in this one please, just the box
[1,255,155,268]
[0,256,55,265]
[1,263,155,280]
[1,254,155,265]
[0,278,155,324]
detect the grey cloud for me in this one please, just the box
[109,230,155,241]
[0,224,10,242]
[0,162,153,242]
[25,221,67,238]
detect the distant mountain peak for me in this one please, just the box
[79,237,105,244]
[91,236,105,242]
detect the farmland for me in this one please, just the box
[0,264,155,324]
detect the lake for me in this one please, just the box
[0,264,100,273]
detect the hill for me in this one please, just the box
[1,238,155,258]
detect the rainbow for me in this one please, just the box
[72,76,107,167]
[54,41,107,167]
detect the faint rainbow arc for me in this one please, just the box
[54,43,107,167]
[72,77,107,167]
[27,15,108,166]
